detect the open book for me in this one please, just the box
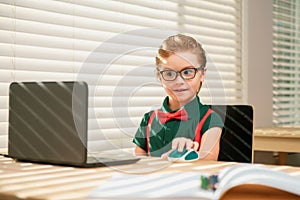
[88,164,300,199]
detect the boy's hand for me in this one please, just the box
[161,137,199,160]
[172,137,199,152]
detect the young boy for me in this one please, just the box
[133,34,224,160]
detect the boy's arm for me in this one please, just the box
[134,145,147,156]
[198,127,222,160]
[132,111,153,156]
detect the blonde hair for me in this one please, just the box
[155,34,207,69]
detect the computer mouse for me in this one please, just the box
[167,148,199,162]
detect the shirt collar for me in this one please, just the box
[161,96,203,115]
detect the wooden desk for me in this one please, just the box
[254,127,300,164]
[0,156,300,200]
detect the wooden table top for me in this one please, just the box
[0,155,299,200]
[254,127,300,138]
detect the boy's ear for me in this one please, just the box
[200,67,207,82]
[156,71,162,82]
[196,81,202,94]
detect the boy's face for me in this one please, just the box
[158,51,205,108]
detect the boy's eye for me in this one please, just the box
[182,69,193,75]
[165,71,175,77]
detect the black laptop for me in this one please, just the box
[8,81,140,167]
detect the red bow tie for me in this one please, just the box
[156,109,188,124]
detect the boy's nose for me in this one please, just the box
[174,74,186,83]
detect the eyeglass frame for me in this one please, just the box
[158,66,205,81]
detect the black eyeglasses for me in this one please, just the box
[158,66,204,81]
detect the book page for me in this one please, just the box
[88,172,213,199]
[88,164,300,199]
[213,164,300,199]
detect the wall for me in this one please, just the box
[244,0,300,166]
[243,0,273,128]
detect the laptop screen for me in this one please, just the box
[8,81,89,165]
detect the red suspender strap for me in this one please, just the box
[146,108,213,155]
[146,110,156,156]
[194,108,214,150]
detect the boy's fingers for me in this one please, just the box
[177,139,187,152]
[171,139,179,150]
[185,140,192,150]
[161,149,173,160]
[192,142,199,151]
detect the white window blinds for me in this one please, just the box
[273,0,300,126]
[0,0,243,153]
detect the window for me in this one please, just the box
[0,0,243,153]
[273,0,300,126]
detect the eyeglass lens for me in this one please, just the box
[161,68,197,81]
